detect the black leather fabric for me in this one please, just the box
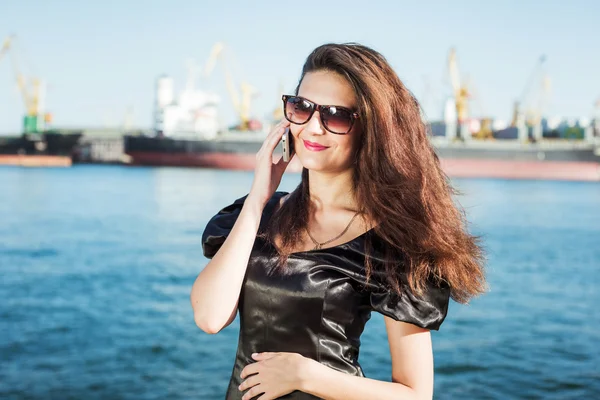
[201,192,450,399]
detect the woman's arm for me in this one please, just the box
[301,318,434,400]
[190,198,264,334]
[190,120,291,335]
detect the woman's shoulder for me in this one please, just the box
[201,191,289,258]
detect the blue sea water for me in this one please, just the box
[0,165,598,399]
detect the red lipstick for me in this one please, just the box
[303,140,328,151]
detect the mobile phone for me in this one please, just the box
[282,128,295,162]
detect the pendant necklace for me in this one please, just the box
[306,211,361,251]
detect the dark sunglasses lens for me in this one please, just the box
[321,106,353,134]
[285,97,313,124]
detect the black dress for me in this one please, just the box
[201,192,451,400]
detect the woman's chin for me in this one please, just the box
[297,154,350,173]
[296,154,326,170]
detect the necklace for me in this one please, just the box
[306,211,361,251]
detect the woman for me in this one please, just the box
[190,43,486,400]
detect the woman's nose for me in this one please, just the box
[303,110,326,135]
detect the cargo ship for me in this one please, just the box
[124,47,600,181]
[124,76,600,181]
[0,131,83,167]
[124,127,600,181]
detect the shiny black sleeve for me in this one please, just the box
[369,278,451,331]
[201,194,248,259]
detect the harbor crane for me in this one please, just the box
[448,47,469,125]
[512,55,550,128]
[1,34,51,133]
[202,42,260,131]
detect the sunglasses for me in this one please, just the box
[282,95,359,135]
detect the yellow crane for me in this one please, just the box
[203,42,260,131]
[447,48,492,139]
[448,47,469,124]
[2,35,49,133]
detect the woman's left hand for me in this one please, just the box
[239,352,312,400]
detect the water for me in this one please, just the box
[0,165,598,399]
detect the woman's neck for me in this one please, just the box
[307,169,357,212]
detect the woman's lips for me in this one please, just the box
[303,140,328,151]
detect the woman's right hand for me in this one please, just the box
[247,119,293,208]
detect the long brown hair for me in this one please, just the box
[263,43,486,304]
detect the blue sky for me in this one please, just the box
[0,0,598,134]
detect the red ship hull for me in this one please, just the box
[0,154,72,167]
[127,151,600,182]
